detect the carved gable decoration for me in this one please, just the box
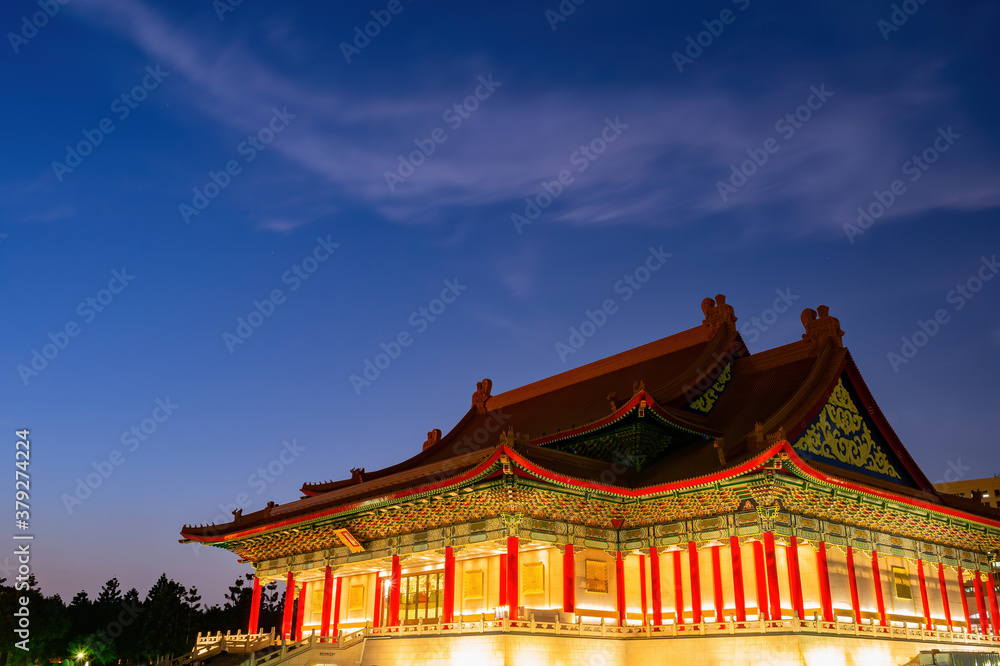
[792,376,916,487]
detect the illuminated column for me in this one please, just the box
[763,533,782,620]
[563,545,575,613]
[639,553,648,624]
[958,567,973,632]
[872,551,888,627]
[507,536,519,621]
[711,545,724,622]
[616,552,627,626]
[917,560,932,631]
[320,567,333,637]
[987,569,1000,637]
[973,571,988,635]
[499,549,507,607]
[650,546,663,625]
[688,542,702,624]
[332,577,343,635]
[389,555,402,627]
[248,577,262,634]
[372,575,382,629]
[730,536,746,622]
[753,541,768,621]
[937,563,953,631]
[816,542,833,622]
[443,547,455,623]
[294,582,308,641]
[787,537,804,621]
[281,572,295,639]
[672,550,685,625]
[846,547,862,624]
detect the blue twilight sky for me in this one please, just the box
[2,0,999,604]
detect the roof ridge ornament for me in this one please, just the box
[801,304,845,352]
[472,378,493,414]
[422,428,441,451]
[350,467,365,484]
[498,426,530,448]
[632,379,646,396]
[701,294,738,333]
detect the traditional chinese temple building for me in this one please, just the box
[180,296,1000,666]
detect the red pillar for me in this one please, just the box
[688,542,702,624]
[917,560,932,630]
[443,546,455,624]
[639,554,648,624]
[372,575,383,629]
[672,549,685,625]
[650,546,663,625]
[763,533,782,621]
[846,547,862,625]
[294,582,308,641]
[786,537,804,621]
[938,563,953,631]
[753,541,768,621]
[389,555,401,627]
[332,577,343,635]
[973,571,988,635]
[730,537,746,622]
[711,546,724,622]
[281,572,295,639]
[499,549,508,608]
[563,545,575,613]
[988,570,1000,637]
[507,536,519,621]
[958,567,973,632]
[816,542,833,622]
[320,568,333,637]
[248,577,262,634]
[872,551,888,627]
[616,551,627,626]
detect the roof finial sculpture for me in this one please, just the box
[701,294,738,333]
[423,428,442,451]
[472,378,493,414]
[498,427,530,448]
[801,305,845,352]
[350,467,365,484]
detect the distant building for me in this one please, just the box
[935,478,1000,509]
[180,295,1000,666]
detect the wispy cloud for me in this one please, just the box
[71,0,1000,236]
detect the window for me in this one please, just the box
[892,566,913,601]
